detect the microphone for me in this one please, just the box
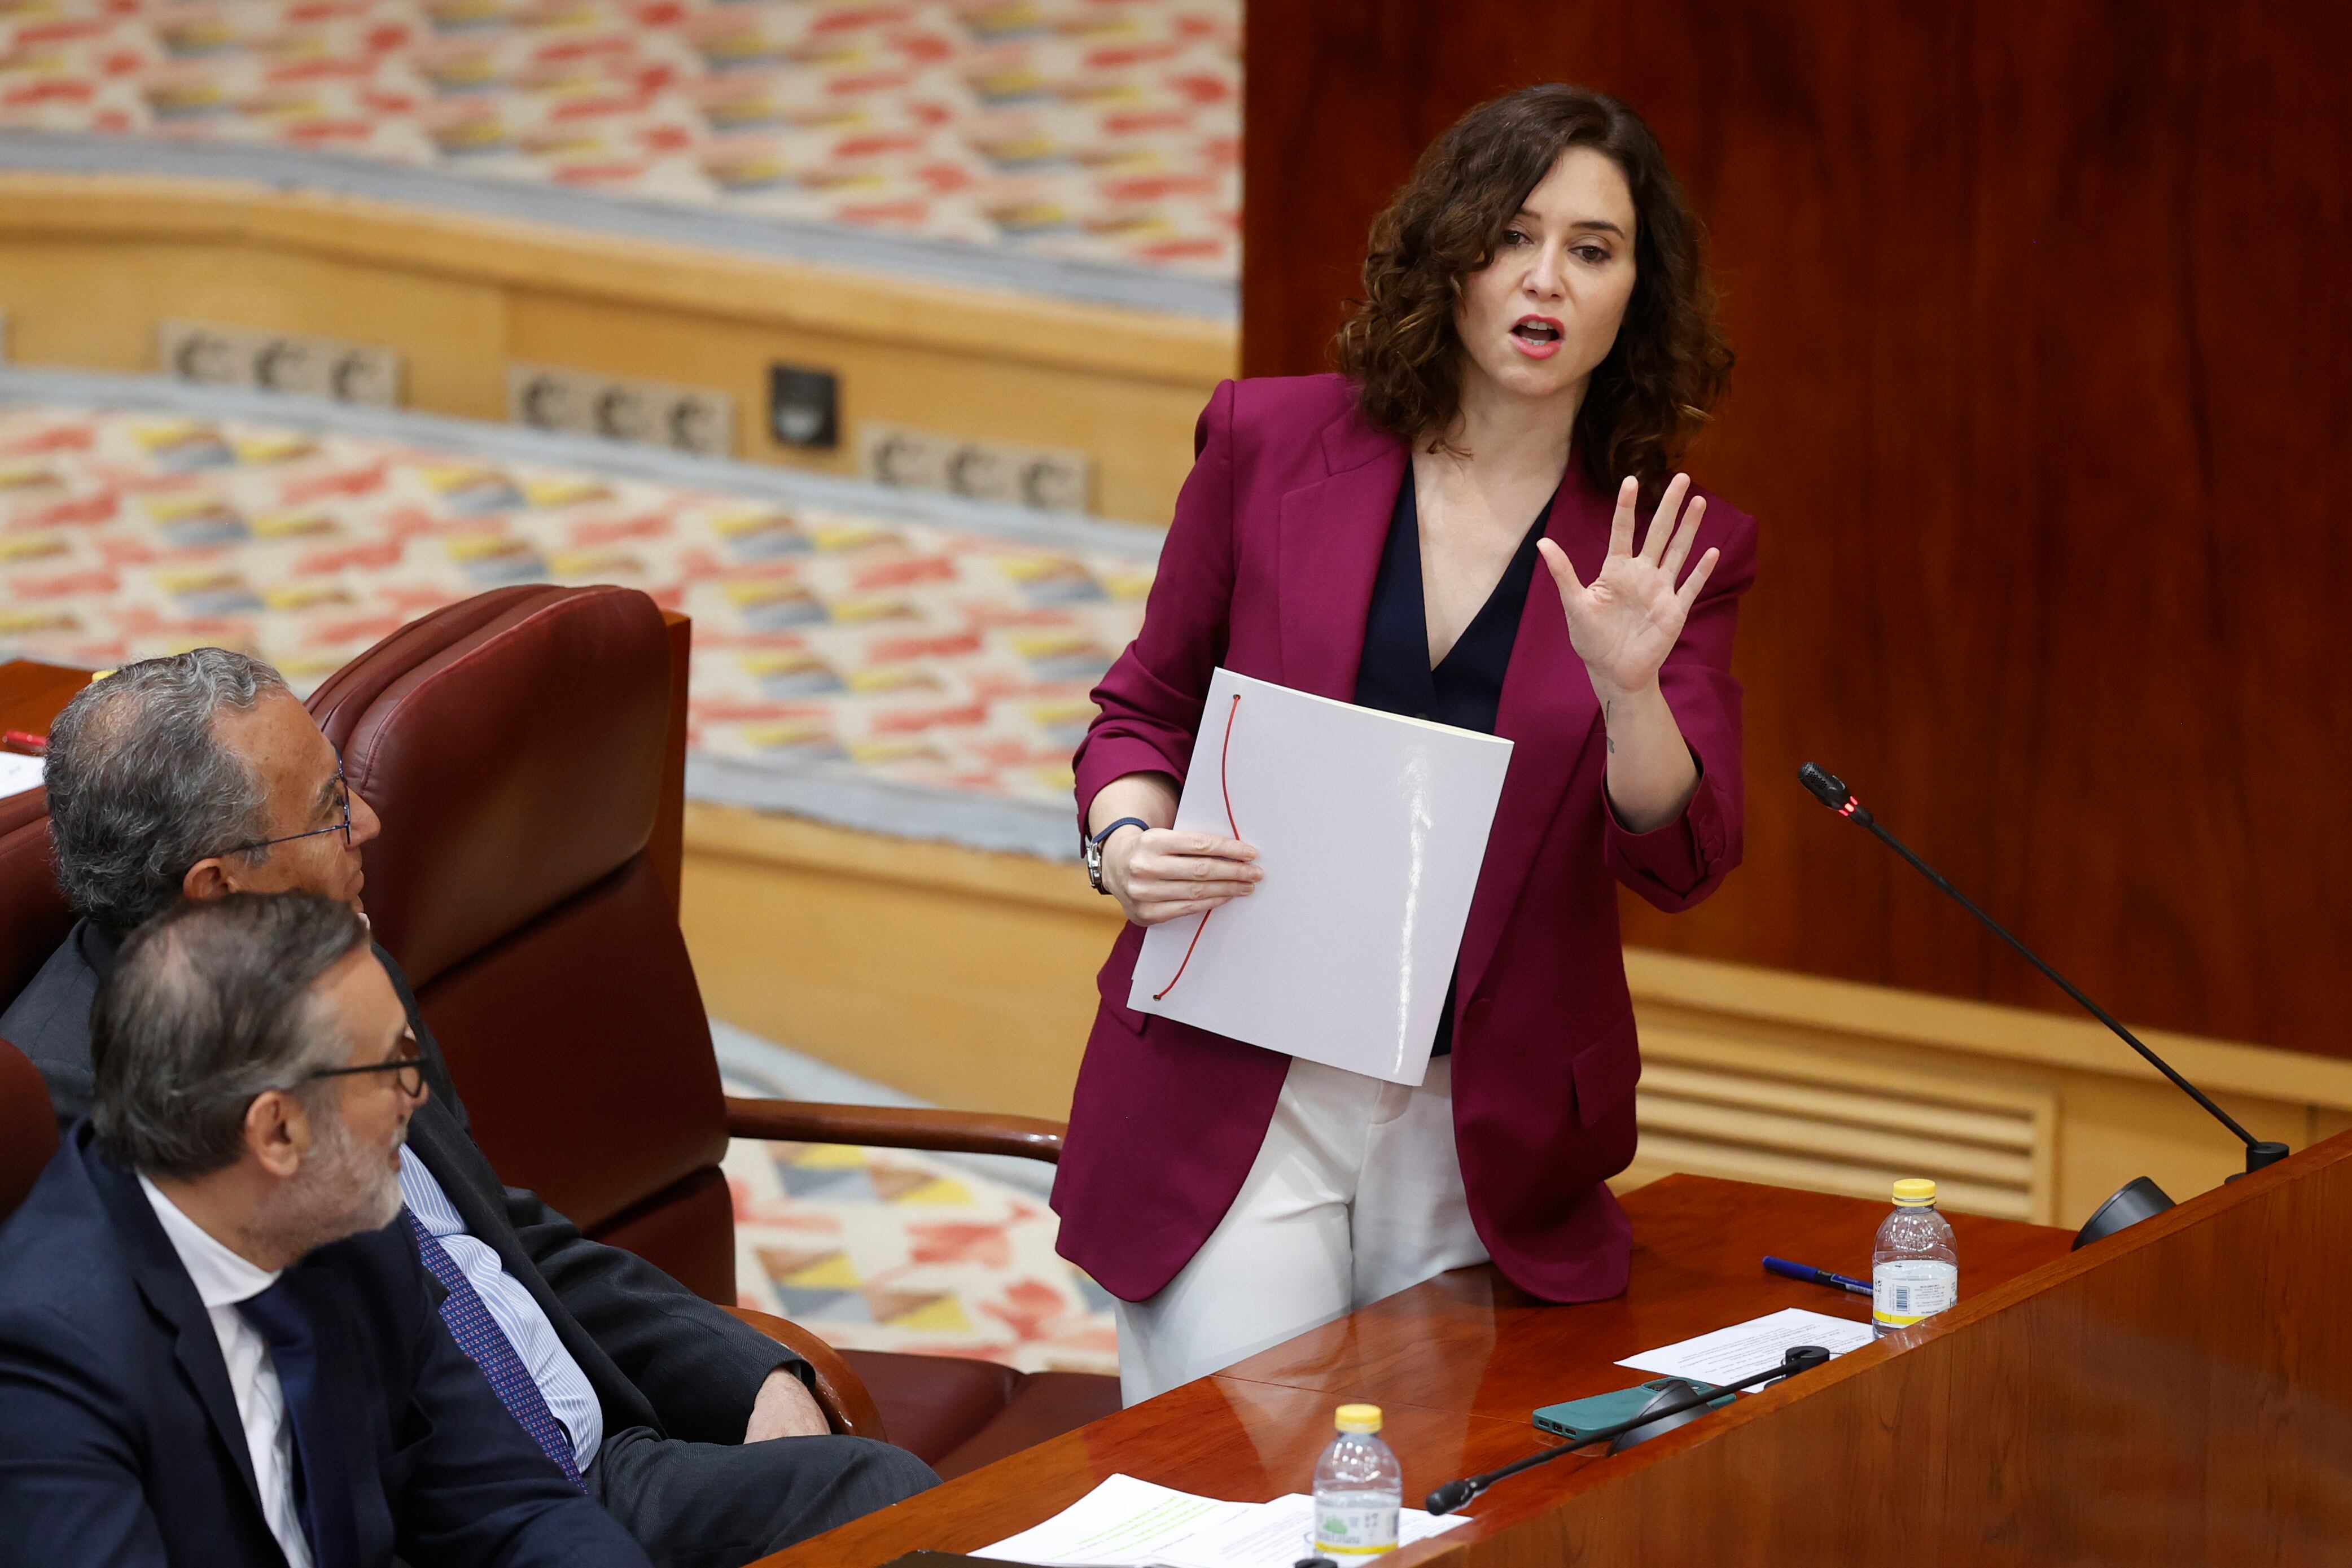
[1424,1346,1829,1516]
[1798,763,2288,1245]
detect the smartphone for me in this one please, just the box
[1531,1378,1734,1442]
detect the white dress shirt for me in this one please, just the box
[397,1146,602,1470]
[138,1175,314,1568]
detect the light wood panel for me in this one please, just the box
[0,173,1232,522]
[1241,3,2352,1058]
[679,804,1111,1119]
[679,808,2352,1220]
[1624,1028,2055,1221]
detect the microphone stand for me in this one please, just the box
[1425,1346,1829,1516]
[1797,764,2288,1243]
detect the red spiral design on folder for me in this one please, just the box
[1152,691,1242,1001]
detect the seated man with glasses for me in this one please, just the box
[0,890,655,1568]
[0,650,935,1565]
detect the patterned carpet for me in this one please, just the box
[0,0,1238,282]
[719,1026,1117,1375]
[0,379,1156,844]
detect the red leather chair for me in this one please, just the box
[0,787,73,1019]
[307,585,1116,1476]
[0,732,71,1208]
[0,1037,56,1219]
[0,601,1118,1478]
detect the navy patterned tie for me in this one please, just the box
[403,1212,585,1489]
[238,1280,362,1568]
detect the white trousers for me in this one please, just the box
[1112,1055,1490,1405]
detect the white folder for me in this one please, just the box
[1129,667,1514,1085]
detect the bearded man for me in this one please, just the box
[0,892,654,1568]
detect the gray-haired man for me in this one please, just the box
[0,892,655,1568]
[0,650,935,1564]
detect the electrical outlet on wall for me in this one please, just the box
[769,363,839,448]
[1018,449,1091,513]
[860,423,1093,515]
[156,322,402,406]
[508,364,735,458]
[861,424,952,492]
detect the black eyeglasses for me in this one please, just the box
[225,758,353,857]
[306,1032,426,1098]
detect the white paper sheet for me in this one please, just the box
[0,751,41,800]
[973,1477,1470,1568]
[1159,1493,1470,1567]
[1129,667,1514,1087]
[1614,1307,1876,1384]
[971,1475,1252,1565]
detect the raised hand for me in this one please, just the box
[1537,473,1719,700]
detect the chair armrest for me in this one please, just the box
[720,1305,888,1443]
[724,1097,1065,1165]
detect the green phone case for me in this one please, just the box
[1532,1378,1735,1441]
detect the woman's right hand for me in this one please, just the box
[1100,826,1262,926]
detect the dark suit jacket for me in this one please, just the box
[0,1124,651,1568]
[1055,375,1755,1306]
[0,922,795,1449]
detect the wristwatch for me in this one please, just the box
[1084,817,1153,894]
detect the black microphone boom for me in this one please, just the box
[1424,1346,1830,1516]
[1797,763,2288,1244]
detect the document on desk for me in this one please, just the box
[0,751,40,801]
[969,1476,1458,1561]
[971,1475,1469,1567]
[1616,1307,1877,1384]
[1167,1494,1470,1566]
[1129,667,1514,1087]
[971,1475,1247,1566]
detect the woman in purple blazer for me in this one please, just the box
[1060,85,1757,1403]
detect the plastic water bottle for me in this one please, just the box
[1312,1403,1402,1557]
[1872,1177,1959,1337]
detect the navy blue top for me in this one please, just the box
[1353,470,1555,1055]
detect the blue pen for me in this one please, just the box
[1763,1256,1872,1297]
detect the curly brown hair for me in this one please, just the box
[1335,85,1733,496]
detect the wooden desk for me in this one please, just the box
[757,1175,2073,1566]
[767,1135,2352,1564]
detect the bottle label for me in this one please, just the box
[1313,1503,1399,1556]
[1873,1259,1958,1326]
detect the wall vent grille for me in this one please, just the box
[1622,1024,2057,1223]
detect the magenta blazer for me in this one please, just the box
[1052,374,1757,1305]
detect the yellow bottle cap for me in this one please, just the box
[1893,1178,1938,1206]
[1334,1403,1382,1434]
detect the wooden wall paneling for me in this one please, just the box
[668,804,2352,1220]
[1242,4,2352,1057]
[0,234,514,417]
[1623,1023,2056,1221]
[678,804,1115,1120]
[0,174,1234,523]
[499,287,1215,524]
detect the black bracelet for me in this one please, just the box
[1083,817,1154,894]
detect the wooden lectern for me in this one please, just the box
[763,1130,2352,1564]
